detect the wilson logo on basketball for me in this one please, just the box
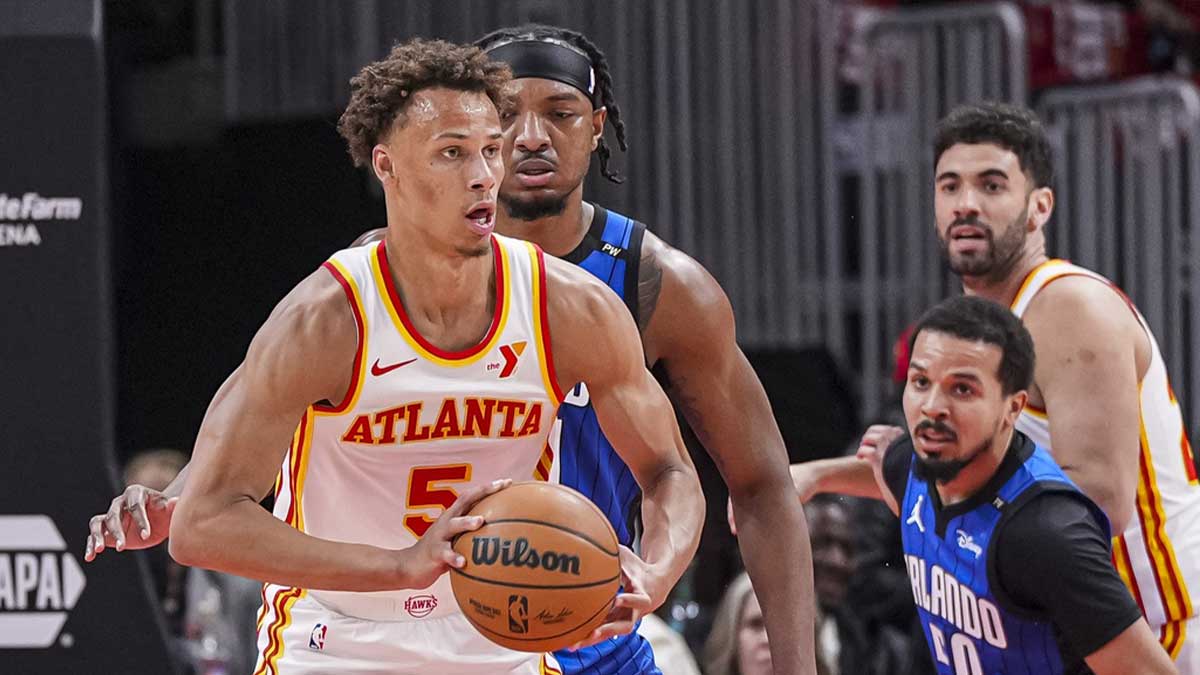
[471,536,581,576]
[404,594,438,618]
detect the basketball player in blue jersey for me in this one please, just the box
[860,295,1175,675]
[470,25,816,675]
[86,24,816,675]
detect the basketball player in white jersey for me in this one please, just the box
[783,102,1200,671]
[148,39,705,674]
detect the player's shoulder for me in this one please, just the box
[1022,266,1139,338]
[256,262,358,353]
[542,249,627,316]
[639,228,729,316]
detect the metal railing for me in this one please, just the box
[833,1,1028,420]
[1037,76,1200,436]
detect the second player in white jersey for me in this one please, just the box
[1011,260,1200,644]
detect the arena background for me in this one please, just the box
[2,0,1197,672]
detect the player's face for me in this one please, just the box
[806,502,854,611]
[377,87,504,257]
[902,330,1023,484]
[736,590,773,675]
[934,143,1034,282]
[497,77,603,221]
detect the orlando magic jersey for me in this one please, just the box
[900,441,1110,674]
[553,205,658,674]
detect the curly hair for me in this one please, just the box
[337,38,512,168]
[476,24,629,184]
[934,102,1054,189]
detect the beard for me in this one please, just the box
[911,417,994,484]
[913,438,991,484]
[939,205,1029,282]
[500,191,569,221]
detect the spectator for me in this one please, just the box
[807,495,913,675]
[638,612,702,675]
[701,573,778,675]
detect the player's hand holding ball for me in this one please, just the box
[399,479,512,590]
[569,544,660,650]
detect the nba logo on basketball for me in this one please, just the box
[508,595,529,634]
[308,623,327,651]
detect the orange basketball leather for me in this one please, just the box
[450,482,621,652]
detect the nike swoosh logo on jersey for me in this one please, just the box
[371,358,417,376]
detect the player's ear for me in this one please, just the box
[591,107,606,151]
[1027,186,1054,232]
[1005,390,1028,424]
[372,144,395,183]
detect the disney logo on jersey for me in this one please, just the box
[341,397,544,445]
[956,530,983,558]
[471,536,581,576]
[485,341,526,378]
[404,594,438,618]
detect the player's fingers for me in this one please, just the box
[442,515,485,539]
[726,497,737,536]
[612,591,652,612]
[87,515,106,557]
[84,534,94,562]
[572,619,638,649]
[127,489,153,541]
[446,479,511,517]
[103,508,125,551]
[441,546,466,569]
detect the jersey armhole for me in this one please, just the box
[985,483,1100,618]
[312,260,367,414]
[624,221,647,327]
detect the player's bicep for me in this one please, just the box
[1028,289,1141,526]
[652,261,785,491]
[184,270,357,503]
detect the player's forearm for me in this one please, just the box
[732,482,819,675]
[169,497,403,591]
[801,456,884,500]
[638,464,704,606]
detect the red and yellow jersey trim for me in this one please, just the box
[253,586,305,675]
[281,408,316,532]
[532,441,555,482]
[1132,407,1194,624]
[372,239,510,366]
[528,243,565,405]
[1113,534,1145,616]
[1009,259,1071,310]
[315,259,368,415]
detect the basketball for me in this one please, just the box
[450,481,621,653]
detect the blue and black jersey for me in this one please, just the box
[554,204,658,675]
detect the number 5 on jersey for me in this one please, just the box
[404,464,472,537]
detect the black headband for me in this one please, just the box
[485,38,596,103]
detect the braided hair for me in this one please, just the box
[476,24,628,184]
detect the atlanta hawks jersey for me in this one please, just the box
[267,234,563,623]
[1011,259,1200,643]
